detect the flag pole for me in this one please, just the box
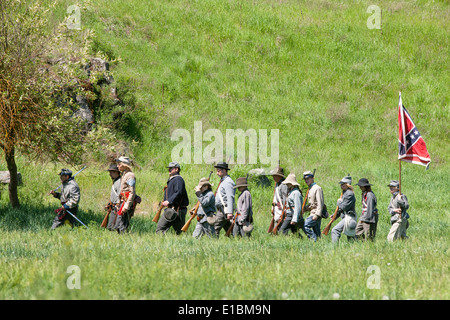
[399,159,401,195]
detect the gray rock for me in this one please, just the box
[247,168,271,187]
[0,171,23,185]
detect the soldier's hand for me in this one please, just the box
[227,214,233,220]
[161,200,169,207]
[49,190,55,196]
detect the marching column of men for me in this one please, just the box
[49,159,411,242]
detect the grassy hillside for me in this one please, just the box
[0,0,449,300]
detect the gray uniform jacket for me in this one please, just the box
[285,187,303,223]
[110,177,121,204]
[388,192,409,222]
[196,189,216,223]
[360,191,378,223]
[237,189,253,225]
[53,178,80,209]
[273,181,288,218]
[337,188,356,218]
[215,175,236,215]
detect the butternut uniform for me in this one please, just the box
[114,169,136,233]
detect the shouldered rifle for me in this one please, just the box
[272,200,287,235]
[53,166,87,192]
[101,201,114,228]
[301,187,310,220]
[181,171,213,232]
[267,183,277,233]
[152,186,168,223]
[322,191,343,235]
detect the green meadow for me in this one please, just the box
[0,0,448,300]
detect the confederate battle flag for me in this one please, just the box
[398,92,431,169]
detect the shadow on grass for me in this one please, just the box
[0,203,158,234]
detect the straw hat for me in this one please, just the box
[282,174,300,186]
[195,178,213,191]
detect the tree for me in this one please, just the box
[0,0,93,208]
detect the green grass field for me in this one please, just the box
[0,0,449,300]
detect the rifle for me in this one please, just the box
[272,200,287,235]
[65,209,89,229]
[152,186,167,223]
[226,212,239,237]
[181,171,213,232]
[322,191,343,235]
[267,183,277,233]
[301,187,310,220]
[52,166,87,192]
[100,202,114,228]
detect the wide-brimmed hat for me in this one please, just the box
[387,180,399,188]
[59,168,72,176]
[115,156,131,165]
[234,177,249,189]
[166,161,180,169]
[243,223,254,233]
[163,208,178,222]
[106,164,120,172]
[339,175,352,185]
[303,171,314,179]
[282,174,300,187]
[270,166,285,178]
[355,178,372,187]
[195,178,213,191]
[214,162,230,171]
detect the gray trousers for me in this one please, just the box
[193,219,216,239]
[155,208,187,235]
[107,206,119,231]
[214,210,232,237]
[279,212,304,237]
[331,218,356,242]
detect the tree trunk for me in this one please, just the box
[4,146,20,208]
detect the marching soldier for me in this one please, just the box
[115,156,136,233]
[302,170,325,241]
[387,180,410,241]
[355,178,378,241]
[269,166,288,227]
[49,168,81,229]
[233,177,254,237]
[213,162,236,237]
[192,178,216,238]
[331,175,357,242]
[280,174,304,236]
[156,161,189,235]
[105,163,122,230]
